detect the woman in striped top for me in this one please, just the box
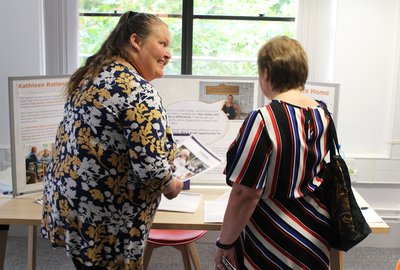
[214,36,332,270]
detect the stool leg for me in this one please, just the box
[187,242,202,270]
[143,243,157,270]
[175,245,192,270]
[0,226,9,270]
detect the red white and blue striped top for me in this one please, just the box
[225,100,332,269]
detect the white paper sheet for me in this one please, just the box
[172,135,222,182]
[158,192,202,213]
[361,208,385,223]
[204,200,228,223]
[204,190,230,223]
[215,190,231,202]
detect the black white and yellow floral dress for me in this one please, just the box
[41,62,176,269]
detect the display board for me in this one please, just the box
[153,75,263,184]
[8,75,339,195]
[304,81,340,122]
[153,75,340,183]
[8,76,68,196]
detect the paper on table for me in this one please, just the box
[0,167,13,195]
[353,188,384,223]
[204,200,228,223]
[158,192,202,213]
[215,190,231,202]
[361,208,384,223]
[204,190,230,223]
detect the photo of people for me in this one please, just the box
[172,146,204,181]
[185,157,207,174]
[171,135,221,182]
[174,148,190,167]
[25,144,53,184]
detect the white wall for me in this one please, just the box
[334,0,400,158]
[333,0,400,215]
[297,0,400,244]
[298,0,400,158]
[0,0,44,148]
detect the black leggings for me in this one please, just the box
[72,258,108,270]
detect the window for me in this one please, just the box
[79,0,296,76]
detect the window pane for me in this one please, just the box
[163,17,182,75]
[192,19,295,76]
[79,16,119,65]
[79,0,182,74]
[80,0,182,14]
[194,0,296,16]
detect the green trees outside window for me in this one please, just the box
[79,0,295,76]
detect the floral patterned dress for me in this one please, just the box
[41,62,176,269]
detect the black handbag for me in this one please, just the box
[319,109,371,252]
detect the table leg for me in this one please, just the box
[330,248,343,270]
[0,225,10,270]
[27,225,37,270]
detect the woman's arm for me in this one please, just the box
[214,182,263,269]
[219,182,262,244]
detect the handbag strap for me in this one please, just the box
[321,105,341,157]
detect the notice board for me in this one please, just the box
[8,75,339,194]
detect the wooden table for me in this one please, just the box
[0,186,390,270]
[0,196,42,270]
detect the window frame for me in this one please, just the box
[79,0,295,75]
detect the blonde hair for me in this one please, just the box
[257,36,308,92]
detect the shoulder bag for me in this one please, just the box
[319,108,371,252]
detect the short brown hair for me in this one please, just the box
[257,36,308,92]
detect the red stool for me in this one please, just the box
[143,229,207,270]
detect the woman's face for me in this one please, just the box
[134,23,171,81]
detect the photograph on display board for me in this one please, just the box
[198,81,255,120]
[25,143,54,185]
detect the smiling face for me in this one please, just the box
[131,23,171,81]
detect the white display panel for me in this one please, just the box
[8,76,68,196]
[8,75,339,194]
[154,76,340,184]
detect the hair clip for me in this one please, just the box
[128,11,139,18]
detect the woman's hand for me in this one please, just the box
[214,247,237,270]
[162,176,183,199]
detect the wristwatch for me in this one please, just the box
[216,237,235,249]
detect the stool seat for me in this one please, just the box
[144,229,207,270]
[147,229,207,245]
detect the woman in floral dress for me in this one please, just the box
[41,11,183,269]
